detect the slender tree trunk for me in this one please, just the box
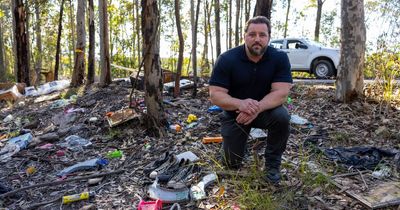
[254,0,273,20]
[87,0,95,84]
[283,0,291,38]
[11,1,18,78]
[13,0,30,86]
[335,0,366,102]
[314,0,325,42]
[68,0,76,74]
[191,0,201,98]
[214,0,221,57]
[174,0,184,97]
[71,0,86,87]
[141,0,166,137]
[201,0,210,76]
[208,0,215,66]
[235,0,240,46]
[0,21,6,82]
[135,1,141,68]
[99,0,111,86]
[244,0,250,21]
[55,0,65,81]
[25,0,34,85]
[34,0,42,85]
[228,0,232,49]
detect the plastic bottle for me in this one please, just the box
[56,158,108,177]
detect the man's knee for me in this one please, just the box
[270,106,290,126]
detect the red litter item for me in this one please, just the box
[137,199,162,210]
[56,150,65,157]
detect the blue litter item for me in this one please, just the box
[208,105,222,112]
[8,133,33,149]
[57,158,109,177]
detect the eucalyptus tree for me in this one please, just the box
[283,0,291,38]
[335,0,366,102]
[141,0,166,137]
[254,0,273,20]
[12,0,30,86]
[71,0,86,87]
[55,0,65,81]
[0,12,5,82]
[173,0,184,97]
[214,0,221,57]
[314,0,326,41]
[99,0,111,86]
[34,0,42,85]
[191,0,201,97]
[87,0,94,84]
[234,0,240,46]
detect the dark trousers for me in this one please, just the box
[220,106,290,169]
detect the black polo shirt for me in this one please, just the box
[209,45,292,103]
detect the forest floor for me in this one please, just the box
[0,79,400,210]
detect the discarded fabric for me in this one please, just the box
[57,158,108,177]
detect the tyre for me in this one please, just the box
[313,60,334,79]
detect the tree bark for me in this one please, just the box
[254,0,273,20]
[0,20,6,82]
[25,0,33,85]
[71,0,86,87]
[191,0,201,98]
[235,0,241,46]
[34,0,43,85]
[214,0,221,57]
[201,0,210,77]
[314,0,325,42]
[173,0,184,98]
[55,0,65,81]
[141,0,166,137]
[283,0,291,38]
[87,0,95,84]
[99,0,112,86]
[335,0,366,102]
[13,0,30,86]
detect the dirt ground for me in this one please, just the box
[0,79,399,209]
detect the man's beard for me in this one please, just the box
[247,43,267,56]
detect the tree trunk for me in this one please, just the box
[335,0,366,103]
[314,0,325,42]
[201,0,210,77]
[0,21,6,82]
[34,0,42,85]
[87,0,95,84]
[25,0,33,85]
[13,0,30,86]
[283,0,291,38]
[244,0,250,21]
[214,0,221,57]
[173,0,184,98]
[55,0,65,81]
[71,0,86,87]
[235,0,240,46]
[254,0,273,20]
[135,1,141,69]
[228,0,232,49]
[191,0,201,98]
[141,0,166,137]
[68,0,76,73]
[99,0,112,86]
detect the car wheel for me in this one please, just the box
[313,60,334,79]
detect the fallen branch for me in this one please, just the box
[0,169,125,199]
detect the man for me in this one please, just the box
[209,16,292,184]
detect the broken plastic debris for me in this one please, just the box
[372,166,391,178]
[147,179,190,203]
[106,108,139,127]
[208,105,222,112]
[56,158,108,177]
[250,128,268,139]
[59,135,92,152]
[176,151,199,162]
[290,114,308,125]
[0,133,33,162]
[190,173,218,200]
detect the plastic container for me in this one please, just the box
[169,124,182,132]
[62,191,94,204]
[137,199,162,210]
[202,136,223,144]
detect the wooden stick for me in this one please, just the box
[0,169,125,199]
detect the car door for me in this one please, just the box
[284,39,310,69]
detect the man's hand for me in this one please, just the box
[236,110,258,125]
[238,99,260,115]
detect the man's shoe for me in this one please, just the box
[264,167,281,185]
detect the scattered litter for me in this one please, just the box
[372,166,391,178]
[147,179,190,203]
[202,136,223,144]
[59,135,92,152]
[3,114,14,123]
[323,146,398,169]
[56,158,108,177]
[137,199,163,210]
[290,114,308,125]
[107,149,123,159]
[169,124,182,133]
[163,79,194,92]
[26,166,37,175]
[25,80,70,97]
[176,151,199,162]
[0,133,33,162]
[106,108,140,127]
[62,191,94,204]
[186,114,198,123]
[190,173,218,200]
[250,128,267,139]
[185,122,198,129]
[208,105,222,113]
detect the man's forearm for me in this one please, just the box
[259,90,289,112]
[210,91,242,111]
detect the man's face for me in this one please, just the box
[244,23,270,56]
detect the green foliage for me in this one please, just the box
[364,50,400,102]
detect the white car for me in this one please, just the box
[269,38,340,78]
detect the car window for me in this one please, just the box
[287,40,305,49]
[270,40,284,49]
